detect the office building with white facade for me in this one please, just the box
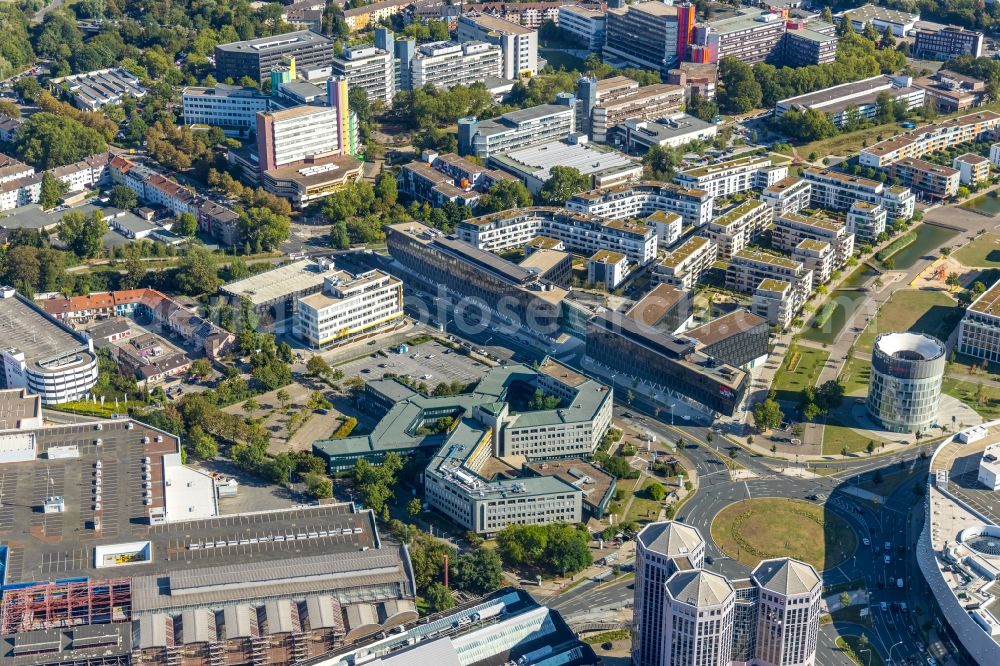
[566,181,714,228]
[802,167,916,220]
[633,521,822,666]
[558,5,606,51]
[957,281,1000,365]
[457,12,539,79]
[181,84,271,135]
[331,46,395,105]
[255,104,346,172]
[775,75,925,129]
[675,156,787,199]
[458,99,576,159]
[294,267,403,349]
[409,40,502,90]
[457,206,657,264]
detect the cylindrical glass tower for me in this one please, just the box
[867,332,946,434]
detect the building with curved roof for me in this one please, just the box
[663,570,736,666]
[867,331,946,434]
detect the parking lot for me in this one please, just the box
[337,338,492,389]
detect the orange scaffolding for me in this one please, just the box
[0,578,132,635]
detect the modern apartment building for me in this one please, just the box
[465,1,563,29]
[457,13,538,79]
[727,250,813,326]
[775,75,925,129]
[633,521,707,666]
[752,278,796,330]
[458,99,576,159]
[558,5,607,51]
[215,30,334,83]
[913,25,984,61]
[567,181,714,228]
[645,210,682,246]
[688,8,786,65]
[846,201,887,245]
[604,1,694,74]
[762,176,811,216]
[331,46,395,106]
[675,156,787,199]
[772,212,855,267]
[458,206,657,264]
[342,0,409,31]
[588,250,629,289]
[860,111,1000,168]
[801,167,916,220]
[706,200,773,260]
[792,239,835,285]
[954,153,991,185]
[294,267,404,348]
[958,280,1000,364]
[887,158,960,200]
[652,236,718,290]
[181,84,270,134]
[256,104,346,172]
[409,40,502,90]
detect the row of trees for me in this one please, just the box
[496,523,593,577]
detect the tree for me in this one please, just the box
[476,180,532,214]
[880,25,896,49]
[647,483,666,501]
[839,592,851,608]
[753,398,784,431]
[407,497,422,518]
[39,172,67,210]
[276,388,291,410]
[307,355,331,378]
[973,281,987,296]
[374,171,398,209]
[425,583,455,613]
[866,440,876,455]
[539,166,589,205]
[16,113,106,169]
[546,524,593,576]
[453,548,503,595]
[59,209,107,258]
[305,472,333,499]
[174,212,198,237]
[242,397,260,418]
[862,21,880,43]
[109,185,138,211]
[718,57,763,114]
[188,425,218,459]
[729,447,739,459]
[189,358,212,380]
[626,389,634,405]
[175,245,220,295]
[821,6,833,22]
[239,207,290,252]
[687,92,719,122]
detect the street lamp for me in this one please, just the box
[888,640,904,666]
[670,403,676,426]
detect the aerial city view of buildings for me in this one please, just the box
[8,0,1000,664]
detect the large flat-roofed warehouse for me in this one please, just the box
[0,395,416,666]
[0,287,98,404]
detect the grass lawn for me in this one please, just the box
[799,122,903,159]
[710,498,856,570]
[954,232,1000,267]
[772,345,829,403]
[822,399,892,456]
[538,49,585,71]
[625,478,666,525]
[855,289,960,355]
[839,355,872,396]
[941,376,1000,421]
[836,636,884,666]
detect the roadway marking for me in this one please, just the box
[744,481,751,499]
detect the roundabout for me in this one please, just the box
[709,497,857,570]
